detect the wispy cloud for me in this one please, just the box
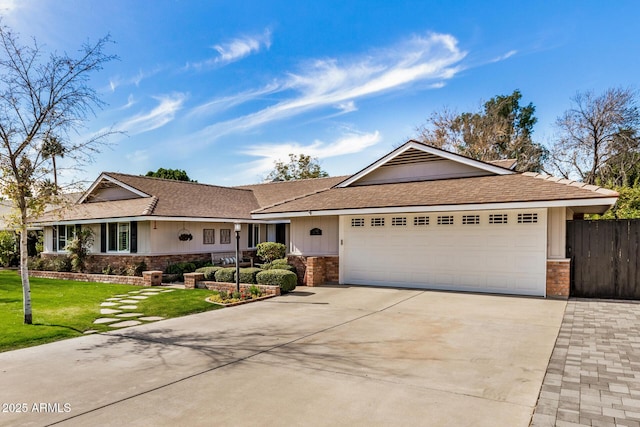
[193,32,466,141]
[241,130,381,178]
[188,29,272,69]
[0,0,19,13]
[188,82,280,118]
[490,49,517,63]
[117,93,186,135]
[108,67,163,92]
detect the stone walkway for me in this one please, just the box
[85,288,176,332]
[531,299,640,427]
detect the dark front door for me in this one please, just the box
[276,223,286,245]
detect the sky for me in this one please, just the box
[0,0,638,187]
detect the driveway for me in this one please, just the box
[0,286,565,426]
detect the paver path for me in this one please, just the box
[531,299,640,426]
[90,288,175,330]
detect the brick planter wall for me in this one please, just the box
[183,273,280,295]
[29,270,147,286]
[546,259,570,298]
[287,255,339,287]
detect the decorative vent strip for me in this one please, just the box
[371,217,385,227]
[437,215,454,225]
[414,216,429,226]
[351,218,365,227]
[489,214,508,224]
[462,215,480,225]
[518,213,538,223]
[392,217,407,226]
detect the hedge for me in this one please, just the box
[256,269,297,293]
[238,267,262,284]
[214,267,236,283]
[195,266,223,280]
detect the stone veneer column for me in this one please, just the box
[546,259,570,298]
[142,271,164,286]
[183,273,204,289]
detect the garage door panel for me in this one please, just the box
[343,210,547,297]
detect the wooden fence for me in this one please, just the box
[566,219,640,299]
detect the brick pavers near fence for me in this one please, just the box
[531,299,640,427]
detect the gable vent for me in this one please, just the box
[462,215,480,225]
[371,217,385,227]
[382,148,442,167]
[392,217,407,226]
[351,218,365,227]
[414,216,429,226]
[437,215,454,225]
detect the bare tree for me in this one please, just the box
[550,87,640,185]
[0,25,116,324]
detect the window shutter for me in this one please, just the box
[100,223,106,253]
[130,221,138,253]
[52,226,58,252]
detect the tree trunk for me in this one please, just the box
[52,155,58,194]
[20,219,32,324]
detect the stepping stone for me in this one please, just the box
[128,290,142,294]
[106,297,122,301]
[84,330,98,334]
[139,316,165,321]
[93,318,120,324]
[129,295,148,300]
[100,302,118,307]
[161,289,175,292]
[141,292,159,296]
[118,305,138,310]
[100,308,122,315]
[108,320,142,328]
[115,312,143,318]
[115,294,130,297]
[119,299,140,304]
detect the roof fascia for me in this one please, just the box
[78,173,150,204]
[33,215,289,226]
[251,197,619,219]
[337,140,515,188]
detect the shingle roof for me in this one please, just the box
[236,175,347,208]
[253,173,618,214]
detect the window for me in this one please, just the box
[351,218,365,227]
[107,222,130,252]
[462,215,480,225]
[53,225,79,251]
[489,214,508,224]
[203,229,215,244]
[437,215,454,225]
[248,224,260,247]
[391,217,407,226]
[518,213,538,224]
[413,216,429,226]
[371,217,385,227]
[220,229,231,244]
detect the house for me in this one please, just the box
[36,140,617,297]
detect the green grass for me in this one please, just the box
[0,270,222,353]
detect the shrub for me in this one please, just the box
[256,242,286,262]
[165,262,197,275]
[0,231,18,267]
[214,267,236,283]
[248,285,262,297]
[195,266,222,280]
[256,269,297,293]
[238,267,262,284]
[126,262,147,277]
[102,264,116,275]
[52,256,72,272]
[66,228,94,273]
[27,256,47,271]
[261,262,296,275]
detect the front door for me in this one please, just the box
[276,223,286,245]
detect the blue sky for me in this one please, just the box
[1,0,638,186]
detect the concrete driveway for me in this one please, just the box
[0,286,565,426]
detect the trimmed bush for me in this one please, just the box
[195,266,223,280]
[214,267,236,283]
[256,269,297,293]
[165,262,196,275]
[238,267,262,284]
[261,262,296,275]
[256,242,286,262]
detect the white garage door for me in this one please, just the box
[341,209,547,296]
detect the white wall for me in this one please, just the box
[547,207,567,259]
[147,221,245,255]
[290,216,339,256]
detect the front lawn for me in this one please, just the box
[0,270,221,353]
